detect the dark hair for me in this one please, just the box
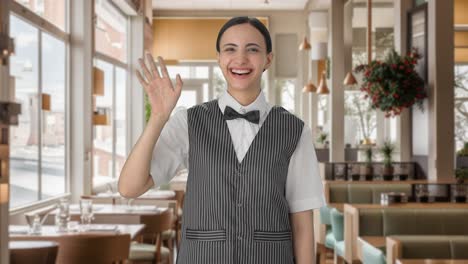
[216,16,272,54]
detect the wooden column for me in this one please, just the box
[329,0,346,162]
[427,0,454,180]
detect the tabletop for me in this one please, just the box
[9,224,145,240]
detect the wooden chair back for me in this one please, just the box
[9,241,58,264]
[139,210,173,262]
[14,234,131,264]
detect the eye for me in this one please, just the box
[248,48,259,53]
[223,47,235,52]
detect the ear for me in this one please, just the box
[264,52,274,71]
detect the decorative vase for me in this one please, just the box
[382,165,394,181]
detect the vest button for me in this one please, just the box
[237,236,242,240]
[237,203,242,207]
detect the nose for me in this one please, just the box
[234,50,249,64]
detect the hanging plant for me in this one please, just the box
[354,49,427,117]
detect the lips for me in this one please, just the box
[229,68,253,79]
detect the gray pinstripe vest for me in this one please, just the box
[176,100,304,264]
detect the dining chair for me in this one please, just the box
[9,240,58,264]
[173,190,185,249]
[13,234,131,264]
[129,209,173,264]
[129,199,178,255]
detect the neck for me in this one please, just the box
[227,87,261,106]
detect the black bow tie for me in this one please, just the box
[223,106,260,124]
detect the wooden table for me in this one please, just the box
[397,259,468,264]
[357,236,385,261]
[344,203,468,263]
[9,224,145,240]
[91,190,176,204]
[46,204,169,225]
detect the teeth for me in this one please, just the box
[231,69,251,75]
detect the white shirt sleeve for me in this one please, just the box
[150,109,189,187]
[286,124,326,213]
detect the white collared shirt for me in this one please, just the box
[150,90,326,213]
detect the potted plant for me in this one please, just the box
[456,142,468,168]
[380,140,395,181]
[454,168,468,203]
[354,49,426,117]
[316,132,328,148]
[360,147,374,181]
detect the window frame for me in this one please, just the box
[9,0,71,210]
[92,0,131,189]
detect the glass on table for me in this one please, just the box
[55,198,70,232]
[79,198,94,229]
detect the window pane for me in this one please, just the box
[175,91,198,111]
[93,60,114,185]
[9,15,40,207]
[15,0,66,31]
[344,91,377,146]
[115,67,126,179]
[41,32,66,198]
[455,65,468,151]
[167,66,190,79]
[95,0,127,62]
[277,79,295,114]
[213,66,227,98]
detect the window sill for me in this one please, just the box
[9,193,71,215]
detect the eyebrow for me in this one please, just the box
[222,43,262,48]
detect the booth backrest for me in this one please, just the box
[388,235,468,261]
[359,209,468,236]
[328,183,412,204]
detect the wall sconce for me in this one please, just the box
[93,67,105,96]
[41,93,51,111]
[93,107,110,126]
[0,32,15,66]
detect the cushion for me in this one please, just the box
[359,209,383,236]
[361,240,386,264]
[348,185,373,203]
[335,241,345,258]
[383,209,444,236]
[129,242,170,261]
[330,208,344,242]
[329,185,348,203]
[161,230,175,241]
[320,206,332,225]
[324,229,336,249]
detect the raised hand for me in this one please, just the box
[136,52,183,121]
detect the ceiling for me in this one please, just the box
[152,0,310,11]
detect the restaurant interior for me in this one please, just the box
[0,0,467,263]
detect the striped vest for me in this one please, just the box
[176,100,304,264]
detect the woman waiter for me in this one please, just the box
[119,16,325,264]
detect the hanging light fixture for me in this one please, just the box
[302,81,317,93]
[343,71,358,86]
[344,0,372,87]
[299,36,311,51]
[317,71,329,94]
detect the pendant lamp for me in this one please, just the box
[299,36,311,51]
[317,71,329,94]
[302,81,317,93]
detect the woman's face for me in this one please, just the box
[217,23,273,93]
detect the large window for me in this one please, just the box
[455,65,468,151]
[344,0,395,147]
[93,0,129,188]
[9,13,67,208]
[15,0,66,31]
[95,0,127,63]
[277,79,296,114]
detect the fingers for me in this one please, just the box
[135,70,148,88]
[175,74,183,94]
[146,52,160,78]
[138,58,153,82]
[157,56,170,79]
